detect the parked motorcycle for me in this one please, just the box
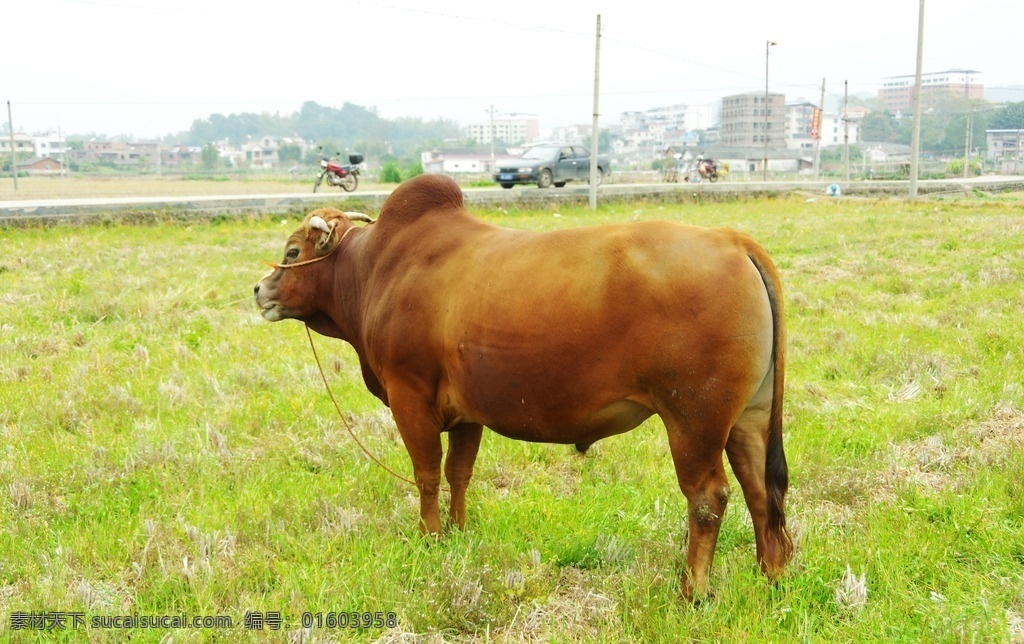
[313,150,364,192]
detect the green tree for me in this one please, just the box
[403,160,424,179]
[201,143,220,170]
[892,109,950,153]
[860,110,895,142]
[1,151,32,172]
[309,139,346,164]
[941,110,992,158]
[278,144,303,163]
[885,95,984,154]
[991,101,1024,129]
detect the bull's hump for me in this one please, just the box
[380,174,465,223]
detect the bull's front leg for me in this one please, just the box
[407,435,444,535]
[389,393,444,535]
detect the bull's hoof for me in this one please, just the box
[680,571,715,605]
[679,589,714,606]
[679,582,714,605]
[417,520,444,538]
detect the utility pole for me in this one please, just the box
[763,40,777,182]
[58,126,67,176]
[7,101,17,191]
[843,80,850,184]
[588,14,601,211]
[487,105,496,176]
[963,104,972,179]
[1011,128,1019,174]
[909,0,925,199]
[814,77,825,182]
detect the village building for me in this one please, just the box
[985,129,1024,173]
[17,156,64,175]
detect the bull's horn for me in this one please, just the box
[345,212,375,224]
[309,215,332,233]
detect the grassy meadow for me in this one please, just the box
[2,191,1023,642]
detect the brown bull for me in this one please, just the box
[254,174,792,599]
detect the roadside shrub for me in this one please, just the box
[945,158,982,177]
[380,161,402,183]
[404,161,424,179]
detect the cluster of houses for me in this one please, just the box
[1,133,313,175]
[423,99,875,178]
[430,70,1022,177]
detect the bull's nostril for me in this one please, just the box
[253,284,260,295]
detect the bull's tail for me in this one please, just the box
[747,243,794,573]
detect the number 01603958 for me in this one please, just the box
[301,612,397,629]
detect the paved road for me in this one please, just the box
[2,177,1022,222]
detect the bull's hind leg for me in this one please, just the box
[444,423,483,529]
[663,415,732,601]
[726,406,791,580]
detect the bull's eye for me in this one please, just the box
[285,248,300,262]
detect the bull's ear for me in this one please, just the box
[309,215,339,254]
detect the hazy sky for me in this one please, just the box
[8,0,1023,139]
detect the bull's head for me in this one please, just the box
[253,208,373,322]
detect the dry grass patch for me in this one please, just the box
[0,175,391,205]
[0,176,310,200]
[881,403,1024,499]
[800,403,1024,518]
[379,567,618,643]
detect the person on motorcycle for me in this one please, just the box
[697,155,717,178]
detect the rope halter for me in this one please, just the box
[265,223,357,270]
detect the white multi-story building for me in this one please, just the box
[784,103,862,150]
[33,132,68,159]
[621,104,711,138]
[817,111,861,147]
[466,116,540,145]
[879,69,983,112]
[785,102,817,151]
[0,132,34,156]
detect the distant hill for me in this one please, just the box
[175,100,464,158]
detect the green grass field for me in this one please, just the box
[2,192,1023,642]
